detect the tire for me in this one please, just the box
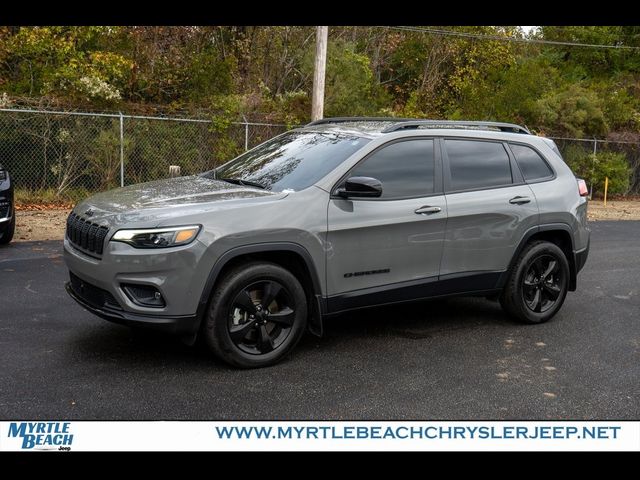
[0,214,15,245]
[500,240,570,324]
[203,261,308,368]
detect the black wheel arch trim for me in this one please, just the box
[498,223,579,291]
[575,237,589,275]
[196,242,325,337]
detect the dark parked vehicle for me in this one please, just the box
[0,163,14,245]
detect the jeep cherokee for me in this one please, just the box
[64,118,590,368]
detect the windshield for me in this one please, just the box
[204,131,371,192]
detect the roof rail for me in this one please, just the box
[381,120,531,135]
[306,116,415,126]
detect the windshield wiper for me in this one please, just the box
[220,177,267,190]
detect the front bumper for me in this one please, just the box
[66,281,198,334]
[64,235,213,333]
[0,175,13,224]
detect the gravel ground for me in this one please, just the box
[587,200,640,221]
[14,208,71,242]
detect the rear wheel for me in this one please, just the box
[500,241,569,324]
[0,214,15,245]
[203,262,307,368]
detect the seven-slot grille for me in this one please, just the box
[66,212,109,255]
[0,201,10,219]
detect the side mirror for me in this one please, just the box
[337,176,383,198]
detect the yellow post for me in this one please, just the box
[604,176,609,207]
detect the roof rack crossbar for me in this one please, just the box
[306,116,415,126]
[381,120,531,135]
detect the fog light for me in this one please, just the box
[121,283,166,308]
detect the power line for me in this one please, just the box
[385,26,640,51]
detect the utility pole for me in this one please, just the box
[311,26,328,121]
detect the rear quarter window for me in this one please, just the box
[510,144,554,182]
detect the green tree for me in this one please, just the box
[1,27,132,104]
[303,39,386,117]
[532,84,608,137]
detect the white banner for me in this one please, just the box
[0,421,638,451]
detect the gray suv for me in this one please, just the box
[64,118,590,368]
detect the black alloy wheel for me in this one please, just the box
[522,254,564,313]
[228,280,296,355]
[204,261,307,368]
[500,240,570,324]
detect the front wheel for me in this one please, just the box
[500,241,570,324]
[203,262,308,368]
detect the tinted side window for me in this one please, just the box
[446,140,512,191]
[510,144,553,181]
[350,139,434,199]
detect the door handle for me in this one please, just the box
[415,206,442,215]
[509,196,531,205]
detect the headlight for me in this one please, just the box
[0,170,6,181]
[111,225,201,248]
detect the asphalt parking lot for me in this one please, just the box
[0,221,638,420]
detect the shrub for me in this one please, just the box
[562,144,631,196]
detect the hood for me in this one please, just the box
[74,175,280,228]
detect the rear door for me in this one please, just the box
[440,138,538,279]
[326,138,446,299]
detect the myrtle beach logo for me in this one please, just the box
[7,422,73,450]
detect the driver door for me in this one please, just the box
[326,138,447,307]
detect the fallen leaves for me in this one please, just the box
[16,202,74,211]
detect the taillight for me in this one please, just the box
[577,178,589,197]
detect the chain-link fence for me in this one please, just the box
[0,108,290,204]
[1,107,639,204]
[549,136,640,197]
